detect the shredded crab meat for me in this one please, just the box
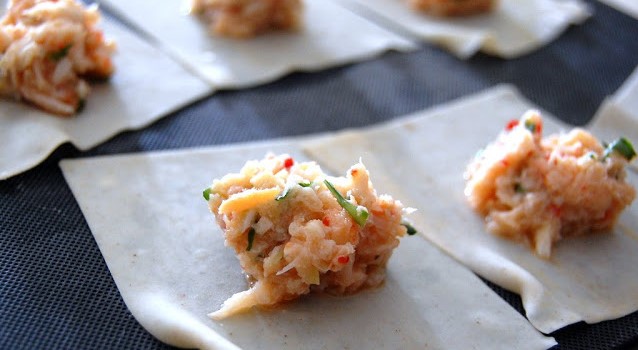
[408,0,496,16]
[0,0,115,116]
[464,110,636,258]
[189,0,302,38]
[205,154,408,319]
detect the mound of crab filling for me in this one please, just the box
[190,0,302,38]
[203,154,414,319]
[465,110,636,258]
[408,0,496,16]
[0,0,115,116]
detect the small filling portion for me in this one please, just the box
[190,0,303,38]
[408,0,496,16]
[0,0,115,116]
[204,154,412,319]
[465,110,636,258]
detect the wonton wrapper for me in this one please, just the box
[0,14,212,180]
[334,0,590,58]
[305,85,638,333]
[60,139,554,349]
[597,0,638,20]
[99,0,416,89]
[590,66,638,173]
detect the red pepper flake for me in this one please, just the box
[549,204,562,217]
[602,209,613,222]
[350,169,358,176]
[501,159,509,167]
[536,122,543,134]
[338,256,349,264]
[283,157,294,169]
[322,217,330,226]
[505,119,519,131]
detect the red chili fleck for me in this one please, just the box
[602,209,613,221]
[283,157,294,169]
[501,159,509,167]
[338,256,349,264]
[505,119,519,131]
[536,122,543,134]
[350,169,358,176]
[549,204,562,217]
[322,217,330,226]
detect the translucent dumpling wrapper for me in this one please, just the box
[332,0,590,58]
[304,85,638,333]
[99,0,416,88]
[60,115,555,348]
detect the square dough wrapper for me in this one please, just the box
[596,0,638,20]
[332,0,590,58]
[60,138,554,350]
[590,66,638,172]
[99,0,417,89]
[304,85,638,333]
[0,11,213,180]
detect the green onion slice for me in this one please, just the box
[524,119,537,133]
[275,186,291,201]
[76,99,86,113]
[49,44,72,61]
[203,188,212,201]
[276,181,314,201]
[324,179,368,227]
[247,228,256,251]
[401,221,417,236]
[603,137,636,161]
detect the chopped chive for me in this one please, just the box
[603,137,636,161]
[277,182,314,201]
[246,228,256,251]
[514,183,525,193]
[401,221,417,236]
[524,119,537,133]
[324,179,368,227]
[275,186,291,201]
[49,44,72,61]
[76,98,86,113]
[203,188,212,201]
